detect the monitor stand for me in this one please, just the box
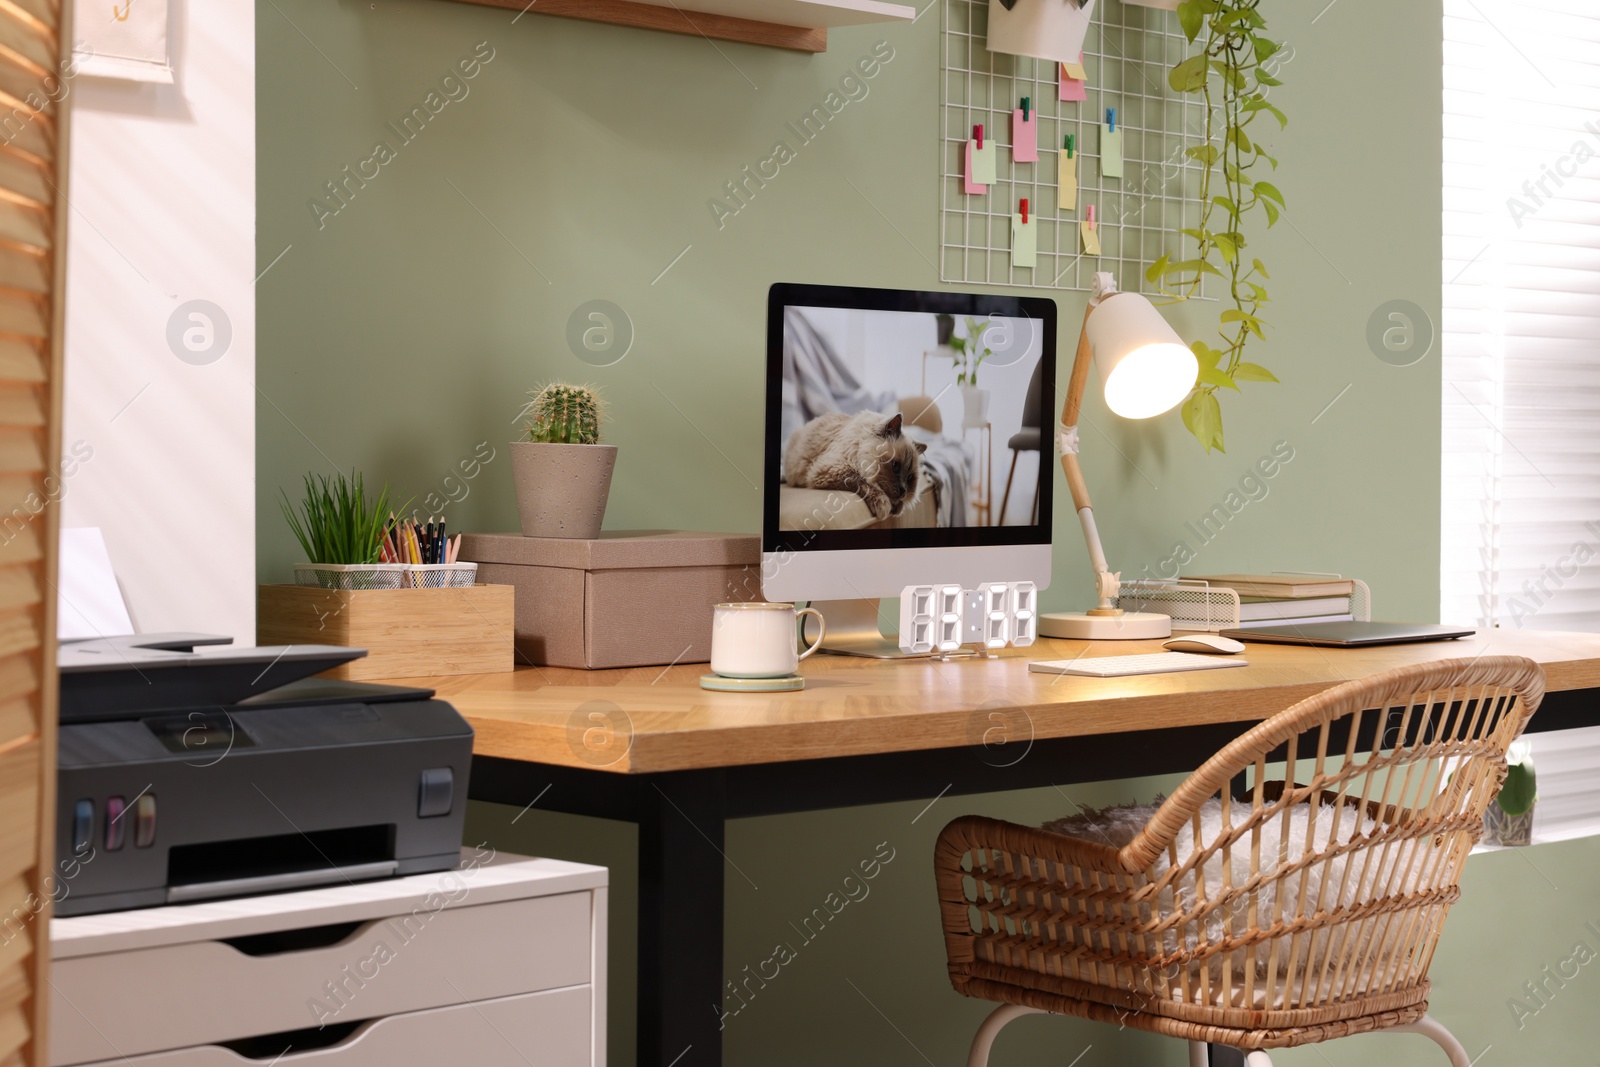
[805,599,930,660]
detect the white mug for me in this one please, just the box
[711,602,826,679]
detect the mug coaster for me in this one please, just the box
[700,673,805,693]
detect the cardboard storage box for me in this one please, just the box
[460,530,761,669]
[258,584,515,680]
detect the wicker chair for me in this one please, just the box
[935,657,1545,1066]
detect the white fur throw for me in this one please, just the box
[1041,797,1428,1004]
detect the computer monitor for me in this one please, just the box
[763,283,1055,656]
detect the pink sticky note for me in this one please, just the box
[1012,109,1037,163]
[964,140,987,194]
[1059,55,1087,103]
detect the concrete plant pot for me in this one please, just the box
[510,441,617,539]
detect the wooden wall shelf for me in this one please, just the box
[445,0,915,54]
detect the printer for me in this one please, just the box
[56,634,473,917]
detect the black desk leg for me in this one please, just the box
[637,771,727,1067]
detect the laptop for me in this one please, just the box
[1219,621,1476,648]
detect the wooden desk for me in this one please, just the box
[396,631,1600,1067]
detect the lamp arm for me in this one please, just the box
[1060,300,1122,614]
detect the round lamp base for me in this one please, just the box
[1039,611,1172,640]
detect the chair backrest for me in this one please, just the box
[1019,357,1043,432]
[1121,655,1544,1014]
[936,656,1544,1029]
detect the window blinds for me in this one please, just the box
[1442,1,1600,632]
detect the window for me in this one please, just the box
[1442,1,1600,631]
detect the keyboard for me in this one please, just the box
[1028,652,1249,678]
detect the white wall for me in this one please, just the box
[60,0,256,640]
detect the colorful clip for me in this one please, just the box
[1106,108,1117,132]
[1086,204,1097,228]
[1021,96,1030,122]
[1065,133,1075,157]
[974,123,984,149]
[1021,198,1029,224]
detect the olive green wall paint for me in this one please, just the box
[256,2,1586,1065]
[256,0,1441,616]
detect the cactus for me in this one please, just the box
[521,383,603,445]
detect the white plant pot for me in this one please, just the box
[510,441,617,539]
[294,563,408,590]
[293,562,480,589]
[962,385,991,429]
[987,0,1098,65]
[1484,801,1534,847]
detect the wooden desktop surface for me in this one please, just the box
[394,631,1600,775]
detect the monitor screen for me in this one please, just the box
[765,284,1055,557]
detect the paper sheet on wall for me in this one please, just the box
[1080,219,1101,256]
[1058,152,1077,210]
[964,140,988,194]
[1011,214,1036,268]
[1059,57,1087,102]
[1101,125,1123,179]
[988,0,1097,65]
[1012,109,1038,163]
[970,141,996,187]
[73,0,174,84]
[59,527,134,640]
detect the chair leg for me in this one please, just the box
[967,1003,1047,1067]
[998,451,1020,526]
[1188,1045,1269,1067]
[1391,1014,1472,1067]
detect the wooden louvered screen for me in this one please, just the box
[0,0,70,1065]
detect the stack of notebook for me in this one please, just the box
[1182,574,1357,628]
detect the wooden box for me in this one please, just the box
[257,583,515,680]
[460,530,761,669]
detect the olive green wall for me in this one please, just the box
[256,0,1441,612]
[259,1,1600,1064]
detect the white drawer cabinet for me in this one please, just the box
[50,850,607,1067]
[70,988,593,1066]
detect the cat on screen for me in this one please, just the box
[784,411,926,521]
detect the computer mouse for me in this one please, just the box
[1163,634,1246,655]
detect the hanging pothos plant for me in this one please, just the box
[1146,0,1287,453]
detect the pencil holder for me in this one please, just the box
[294,563,409,591]
[405,562,479,589]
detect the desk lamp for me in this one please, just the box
[1041,273,1197,640]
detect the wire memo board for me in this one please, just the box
[940,0,1213,295]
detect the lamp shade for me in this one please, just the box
[1086,293,1197,419]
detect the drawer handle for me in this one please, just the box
[219,1020,364,1060]
[222,920,367,957]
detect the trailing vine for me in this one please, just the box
[1148,0,1287,453]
